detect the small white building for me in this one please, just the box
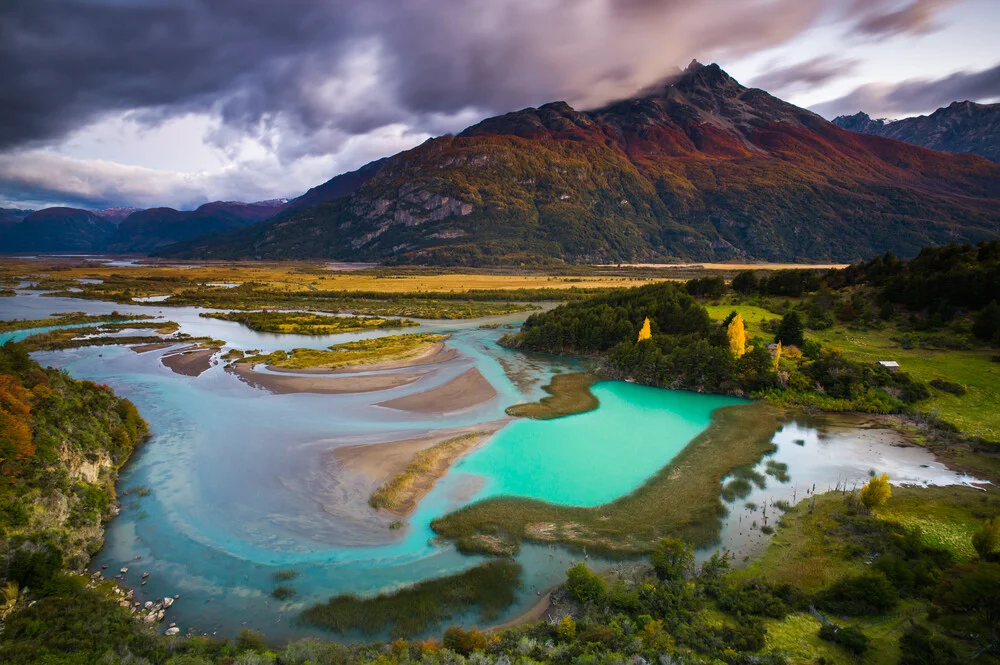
[878,360,900,372]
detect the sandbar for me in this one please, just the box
[334,421,507,482]
[161,346,215,377]
[266,341,457,375]
[334,421,507,516]
[376,367,497,414]
[131,342,175,353]
[487,592,552,632]
[229,363,423,394]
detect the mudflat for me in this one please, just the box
[376,367,497,414]
[161,346,215,377]
[229,363,424,394]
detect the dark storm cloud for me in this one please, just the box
[751,56,859,95]
[851,0,960,38]
[812,62,1000,118]
[0,0,828,158]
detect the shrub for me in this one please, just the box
[565,563,606,604]
[860,473,891,511]
[556,615,576,641]
[717,580,803,619]
[442,626,486,655]
[898,625,959,665]
[817,572,898,616]
[818,624,870,655]
[929,379,966,396]
[650,537,694,582]
[972,517,1000,560]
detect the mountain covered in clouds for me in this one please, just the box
[159,62,1000,265]
[833,101,1000,164]
[0,200,287,253]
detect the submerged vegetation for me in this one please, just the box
[239,333,446,370]
[0,311,155,333]
[200,310,418,334]
[299,559,522,638]
[504,372,599,419]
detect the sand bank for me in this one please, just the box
[161,346,215,377]
[131,342,175,354]
[334,421,507,516]
[376,367,497,414]
[266,341,457,375]
[229,363,423,394]
[487,592,552,632]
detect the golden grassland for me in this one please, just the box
[369,432,489,515]
[431,402,784,556]
[0,259,665,294]
[239,333,447,370]
[734,485,999,665]
[505,372,599,419]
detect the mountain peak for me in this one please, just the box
[834,99,1000,163]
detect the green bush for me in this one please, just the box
[898,625,959,665]
[818,624,870,655]
[565,562,606,604]
[817,572,898,616]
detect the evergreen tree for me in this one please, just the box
[775,311,805,346]
[972,300,1000,343]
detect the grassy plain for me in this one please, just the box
[735,485,999,665]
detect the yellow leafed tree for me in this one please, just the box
[638,317,652,342]
[860,472,891,511]
[773,341,782,370]
[727,314,747,357]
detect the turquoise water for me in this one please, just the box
[458,383,742,506]
[0,321,126,345]
[4,289,972,643]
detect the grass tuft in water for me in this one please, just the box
[299,559,522,638]
[504,373,599,420]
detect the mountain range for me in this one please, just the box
[833,101,1000,164]
[4,62,1000,264]
[0,200,287,253]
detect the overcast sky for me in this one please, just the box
[2,0,998,211]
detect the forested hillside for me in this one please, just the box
[0,343,148,584]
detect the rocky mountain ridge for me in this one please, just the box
[833,101,1000,163]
